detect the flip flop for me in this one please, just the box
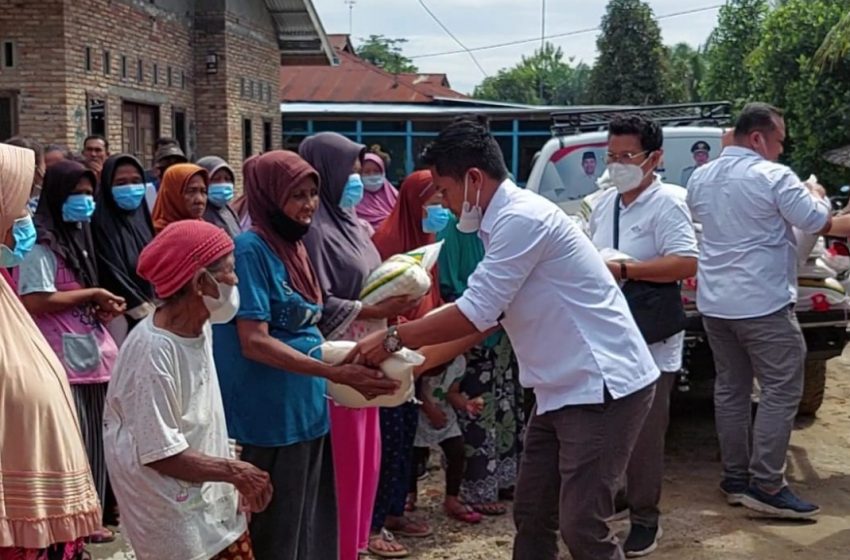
[367,529,409,559]
[472,502,507,516]
[385,516,433,538]
[445,504,482,524]
[85,527,116,544]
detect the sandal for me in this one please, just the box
[471,502,507,516]
[445,503,482,524]
[385,515,433,538]
[85,527,116,543]
[404,493,417,513]
[367,529,409,559]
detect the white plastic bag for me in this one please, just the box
[315,340,424,408]
[793,175,824,267]
[360,241,443,305]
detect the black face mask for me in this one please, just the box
[270,209,310,242]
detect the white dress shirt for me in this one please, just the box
[590,179,699,373]
[456,180,659,414]
[686,147,830,319]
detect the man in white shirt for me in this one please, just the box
[350,116,660,560]
[590,114,698,557]
[687,103,832,519]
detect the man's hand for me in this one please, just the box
[605,261,621,281]
[328,363,399,400]
[229,460,273,513]
[87,159,103,180]
[806,181,827,199]
[345,329,392,367]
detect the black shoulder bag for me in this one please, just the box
[613,194,686,344]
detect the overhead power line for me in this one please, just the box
[409,3,724,60]
[417,0,489,76]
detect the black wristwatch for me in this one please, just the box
[383,326,403,353]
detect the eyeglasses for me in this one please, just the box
[606,151,648,164]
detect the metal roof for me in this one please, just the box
[264,0,334,64]
[279,102,567,117]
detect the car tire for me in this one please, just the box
[798,360,827,416]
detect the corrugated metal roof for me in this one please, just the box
[264,0,334,64]
[279,102,562,116]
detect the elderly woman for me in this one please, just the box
[357,152,399,230]
[151,163,209,233]
[198,155,242,237]
[103,220,273,560]
[213,150,398,560]
[17,159,124,543]
[0,143,101,559]
[300,133,417,560]
[92,154,156,343]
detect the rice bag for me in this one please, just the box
[315,340,424,408]
[360,241,444,305]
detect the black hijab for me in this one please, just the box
[34,160,99,288]
[91,154,155,310]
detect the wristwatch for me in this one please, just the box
[382,326,403,353]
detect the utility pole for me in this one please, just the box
[539,0,546,102]
[345,0,356,36]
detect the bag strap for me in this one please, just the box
[613,193,622,250]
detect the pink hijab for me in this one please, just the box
[356,153,399,229]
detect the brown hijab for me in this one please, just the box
[151,163,208,233]
[246,150,323,304]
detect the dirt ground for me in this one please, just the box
[92,350,850,560]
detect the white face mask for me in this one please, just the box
[608,157,654,194]
[203,272,240,324]
[456,172,483,234]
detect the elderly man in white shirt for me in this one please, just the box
[349,116,660,560]
[686,102,832,520]
[589,114,698,557]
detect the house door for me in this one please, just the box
[122,102,159,169]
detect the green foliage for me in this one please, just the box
[664,43,706,103]
[473,43,591,105]
[355,35,418,74]
[700,0,769,106]
[815,11,850,70]
[589,0,669,105]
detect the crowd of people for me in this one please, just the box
[1,101,849,560]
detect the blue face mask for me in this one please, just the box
[208,183,235,208]
[112,183,147,211]
[422,204,452,234]
[0,215,37,268]
[339,174,365,209]
[62,194,96,223]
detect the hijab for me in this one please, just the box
[246,150,323,304]
[300,132,381,301]
[91,154,155,310]
[197,155,242,238]
[231,154,258,230]
[34,160,99,287]
[437,212,486,301]
[356,153,399,229]
[372,169,443,319]
[151,163,208,233]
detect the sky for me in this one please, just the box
[311,0,723,94]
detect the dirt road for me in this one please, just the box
[92,351,850,560]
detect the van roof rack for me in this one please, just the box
[550,101,732,136]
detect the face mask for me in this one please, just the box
[62,194,96,223]
[362,174,385,193]
[203,271,240,324]
[608,157,653,194]
[457,173,483,234]
[112,184,147,211]
[339,174,365,209]
[208,183,235,208]
[0,215,37,268]
[422,204,451,234]
[270,209,311,242]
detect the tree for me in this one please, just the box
[356,35,418,74]
[473,43,592,106]
[589,0,669,105]
[814,11,850,70]
[664,43,706,103]
[700,0,769,105]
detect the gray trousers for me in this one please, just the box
[512,384,654,560]
[703,306,805,491]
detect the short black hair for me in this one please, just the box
[420,115,509,181]
[734,102,783,138]
[5,136,44,162]
[154,136,179,150]
[84,134,109,150]
[608,115,663,153]
[582,151,596,161]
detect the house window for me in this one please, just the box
[240,78,245,98]
[242,118,252,159]
[167,66,173,87]
[84,47,92,72]
[153,63,159,85]
[263,120,272,152]
[172,109,186,153]
[266,83,272,103]
[121,55,128,79]
[137,59,144,82]
[87,97,106,137]
[2,42,14,68]
[0,92,18,139]
[248,80,254,100]
[103,51,111,75]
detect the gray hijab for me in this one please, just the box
[197,155,242,238]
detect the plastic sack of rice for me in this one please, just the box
[313,340,424,408]
[793,175,825,267]
[360,241,444,305]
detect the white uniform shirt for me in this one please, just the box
[589,179,699,372]
[456,180,659,414]
[103,316,246,560]
[687,147,830,319]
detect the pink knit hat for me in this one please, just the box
[138,220,234,298]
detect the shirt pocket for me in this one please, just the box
[61,332,102,374]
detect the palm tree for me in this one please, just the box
[814,11,850,70]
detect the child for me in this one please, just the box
[411,355,485,524]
